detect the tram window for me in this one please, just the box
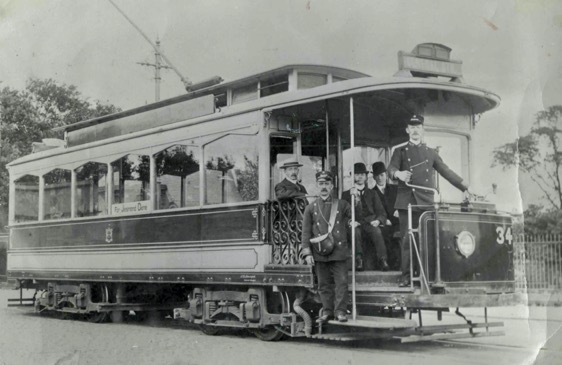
[75,162,108,217]
[204,134,259,205]
[232,83,258,104]
[14,175,39,222]
[111,154,150,208]
[260,74,289,97]
[332,76,347,83]
[43,169,72,220]
[270,136,296,197]
[155,145,200,209]
[297,73,327,89]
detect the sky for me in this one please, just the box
[1,0,562,213]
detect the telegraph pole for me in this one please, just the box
[108,0,191,101]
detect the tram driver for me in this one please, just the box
[274,158,308,200]
[301,171,352,323]
[388,115,471,286]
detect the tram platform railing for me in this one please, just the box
[268,198,308,265]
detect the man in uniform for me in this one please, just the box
[301,171,352,322]
[388,115,470,286]
[274,158,308,199]
[342,162,389,271]
[371,161,400,270]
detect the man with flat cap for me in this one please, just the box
[342,162,389,271]
[301,171,352,323]
[275,158,308,200]
[388,115,471,286]
[371,161,400,270]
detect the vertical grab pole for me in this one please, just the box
[408,203,413,288]
[350,97,357,321]
[434,203,442,285]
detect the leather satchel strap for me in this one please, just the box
[317,199,339,234]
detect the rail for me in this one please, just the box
[514,233,562,292]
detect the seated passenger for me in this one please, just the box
[342,163,390,271]
[275,158,308,200]
[371,162,400,270]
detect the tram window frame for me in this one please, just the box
[75,162,109,218]
[110,153,152,215]
[203,133,260,206]
[43,168,72,220]
[13,174,40,223]
[153,143,201,210]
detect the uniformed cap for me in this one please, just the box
[407,115,424,125]
[279,158,303,169]
[371,161,386,176]
[316,170,333,182]
[353,162,368,174]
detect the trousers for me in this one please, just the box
[353,224,387,270]
[315,260,348,316]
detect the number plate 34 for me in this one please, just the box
[496,226,513,245]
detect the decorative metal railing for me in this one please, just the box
[270,198,307,265]
[514,234,562,291]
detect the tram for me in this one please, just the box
[6,43,521,342]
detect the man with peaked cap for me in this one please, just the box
[274,158,308,200]
[301,171,352,323]
[388,115,471,286]
[342,162,389,271]
[371,161,400,270]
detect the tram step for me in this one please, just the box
[322,315,416,329]
[349,271,402,287]
[309,332,380,341]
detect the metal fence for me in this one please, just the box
[514,234,562,292]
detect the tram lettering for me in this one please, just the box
[137,202,148,211]
[496,226,513,245]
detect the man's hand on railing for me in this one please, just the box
[394,170,412,183]
[305,255,315,265]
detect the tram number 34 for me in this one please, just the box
[496,226,513,245]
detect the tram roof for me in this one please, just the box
[8,67,500,170]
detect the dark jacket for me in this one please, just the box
[341,187,387,225]
[301,197,352,262]
[388,142,466,210]
[275,178,308,199]
[372,184,399,227]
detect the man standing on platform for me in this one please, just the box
[388,115,471,286]
[301,171,352,323]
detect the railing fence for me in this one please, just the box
[514,233,562,292]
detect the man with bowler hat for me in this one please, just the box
[301,171,352,322]
[342,162,389,271]
[388,114,470,286]
[371,161,400,269]
[275,158,308,200]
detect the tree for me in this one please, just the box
[492,105,562,209]
[0,78,121,229]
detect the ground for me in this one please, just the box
[0,288,560,365]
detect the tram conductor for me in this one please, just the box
[301,171,352,323]
[275,158,308,200]
[388,115,471,286]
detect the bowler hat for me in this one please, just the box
[279,158,302,169]
[407,115,424,125]
[371,161,387,176]
[316,170,333,182]
[353,162,368,174]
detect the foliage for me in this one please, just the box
[236,156,259,201]
[492,105,562,210]
[0,78,121,229]
[522,204,562,235]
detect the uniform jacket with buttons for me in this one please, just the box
[388,142,466,210]
[275,178,308,199]
[341,187,386,226]
[301,196,352,262]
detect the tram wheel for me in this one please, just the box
[252,326,285,342]
[87,284,111,323]
[199,324,222,336]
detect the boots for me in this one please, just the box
[379,257,390,271]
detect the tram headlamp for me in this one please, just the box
[455,231,476,258]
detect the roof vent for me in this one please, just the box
[395,43,463,82]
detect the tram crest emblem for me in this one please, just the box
[105,226,114,243]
